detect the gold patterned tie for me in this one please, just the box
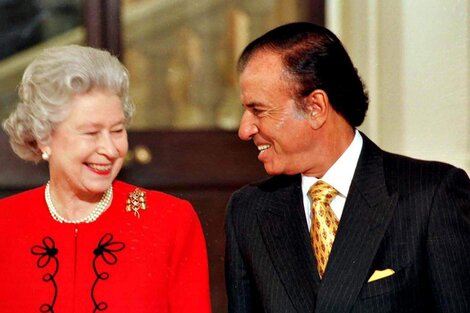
[309,180,339,278]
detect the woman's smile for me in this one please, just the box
[86,163,113,175]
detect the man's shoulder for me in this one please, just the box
[226,175,298,225]
[361,133,464,180]
[379,150,469,194]
[228,174,299,212]
[235,174,298,195]
[382,150,462,176]
[356,134,469,196]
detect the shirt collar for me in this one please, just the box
[302,130,363,198]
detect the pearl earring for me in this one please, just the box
[42,151,50,161]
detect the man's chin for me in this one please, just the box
[264,164,302,177]
[263,164,281,176]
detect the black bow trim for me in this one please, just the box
[91,233,126,312]
[31,236,59,313]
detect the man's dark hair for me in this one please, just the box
[238,22,369,127]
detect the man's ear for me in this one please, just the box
[304,89,329,130]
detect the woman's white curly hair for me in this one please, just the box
[2,45,134,163]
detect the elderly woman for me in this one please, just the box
[0,45,211,313]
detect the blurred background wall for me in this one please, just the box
[1,0,467,172]
[327,0,470,173]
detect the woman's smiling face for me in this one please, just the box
[44,88,128,198]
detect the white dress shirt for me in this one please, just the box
[301,130,363,231]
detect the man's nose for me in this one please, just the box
[238,111,258,141]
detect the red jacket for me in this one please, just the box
[0,180,211,313]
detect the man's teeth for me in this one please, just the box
[89,164,112,171]
[257,145,271,152]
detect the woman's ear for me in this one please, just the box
[37,141,51,161]
[304,89,329,130]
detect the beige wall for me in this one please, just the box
[326,0,470,173]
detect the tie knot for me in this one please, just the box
[308,180,338,205]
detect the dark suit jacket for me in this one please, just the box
[225,134,470,313]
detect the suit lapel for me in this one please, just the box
[316,135,398,313]
[257,175,319,313]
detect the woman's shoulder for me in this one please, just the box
[112,180,196,218]
[0,185,45,206]
[113,180,187,203]
[0,186,46,222]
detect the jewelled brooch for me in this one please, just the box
[126,188,147,218]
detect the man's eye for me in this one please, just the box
[112,129,124,133]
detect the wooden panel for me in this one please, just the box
[120,130,265,188]
[309,0,325,25]
[83,0,122,59]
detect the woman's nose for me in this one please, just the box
[238,111,258,141]
[98,132,119,158]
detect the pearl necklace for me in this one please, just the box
[45,182,113,224]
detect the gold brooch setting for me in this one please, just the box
[126,188,147,218]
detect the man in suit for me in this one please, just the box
[225,22,470,313]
